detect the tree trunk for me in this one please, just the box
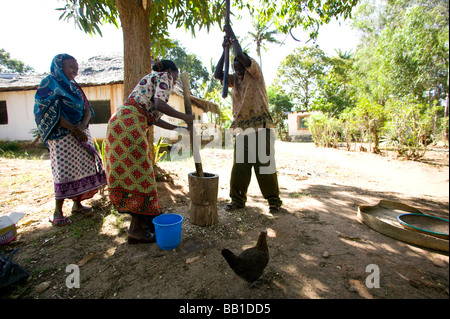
[445,92,449,143]
[445,72,449,143]
[115,0,155,161]
[115,0,152,100]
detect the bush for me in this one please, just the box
[0,141,21,152]
[382,97,434,160]
[0,141,47,159]
[306,112,342,148]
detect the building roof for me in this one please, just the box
[0,73,19,79]
[0,53,219,114]
[0,53,124,91]
[76,54,124,86]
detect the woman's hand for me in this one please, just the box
[71,125,88,142]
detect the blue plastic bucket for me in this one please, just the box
[152,214,184,250]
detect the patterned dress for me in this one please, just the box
[48,128,106,201]
[104,72,172,218]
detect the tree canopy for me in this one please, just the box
[277,46,327,111]
[0,49,33,74]
[256,0,359,40]
[245,16,281,67]
[57,0,359,56]
[351,0,449,104]
[279,0,449,156]
[164,40,209,96]
[58,0,231,56]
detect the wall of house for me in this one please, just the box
[82,84,123,141]
[0,83,203,143]
[0,89,37,141]
[86,84,204,143]
[0,84,124,142]
[154,93,204,143]
[288,112,312,142]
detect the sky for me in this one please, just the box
[0,0,361,85]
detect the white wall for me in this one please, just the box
[0,83,203,143]
[287,111,312,142]
[154,93,204,143]
[0,89,37,141]
[288,112,311,137]
[83,84,123,141]
[0,84,124,142]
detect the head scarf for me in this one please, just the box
[34,54,93,145]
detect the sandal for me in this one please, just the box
[49,216,72,227]
[127,232,156,245]
[225,202,244,211]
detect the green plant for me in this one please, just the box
[383,97,434,160]
[351,97,386,153]
[70,219,97,239]
[110,207,125,230]
[0,141,23,159]
[306,111,342,148]
[93,138,106,164]
[340,107,360,151]
[152,137,169,165]
[0,141,20,152]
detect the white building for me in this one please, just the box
[0,54,219,143]
[287,111,312,142]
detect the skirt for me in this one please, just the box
[104,104,161,219]
[48,128,107,201]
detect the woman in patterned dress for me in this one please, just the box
[34,54,107,226]
[104,60,193,244]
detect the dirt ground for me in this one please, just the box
[0,141,448,300]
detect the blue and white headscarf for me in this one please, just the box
[34,54,94,145]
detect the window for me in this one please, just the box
[297,116,307,130]
[0,101,8,125]
[89,100,111,124]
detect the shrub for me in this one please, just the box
[306,111,342,148]
[382,97,434,160]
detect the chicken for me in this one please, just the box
[221,230,269,287]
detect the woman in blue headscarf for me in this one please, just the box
[34,54,107,226]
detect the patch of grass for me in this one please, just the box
[109,207,126,230]
[290,191,312,198]
[0,141,20,151]
[70,219,100,239]
[0,141,47,160]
